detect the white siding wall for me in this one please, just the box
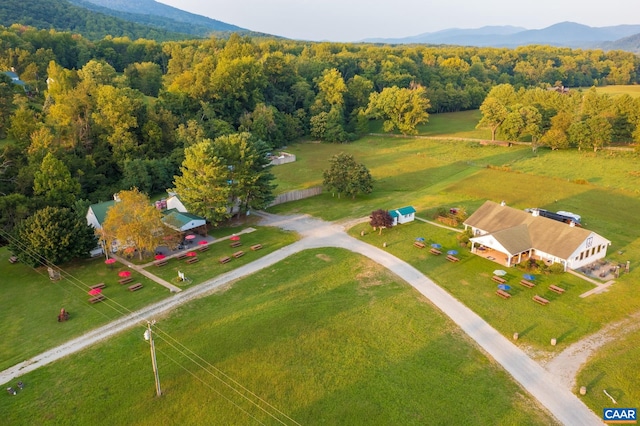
[566,233,610,270]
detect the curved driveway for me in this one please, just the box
[1,212,601,425]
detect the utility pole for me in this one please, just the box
[144,321,162,397]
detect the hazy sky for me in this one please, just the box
[155,0,638,41]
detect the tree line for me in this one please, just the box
[1,24,640,260]
[477,84,640,151]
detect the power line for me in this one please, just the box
[0,227,299,425]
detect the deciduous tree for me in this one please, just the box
[369,209,393,234]
[323,153,373,199]
[365,85,430,135]
[101,188,169,260]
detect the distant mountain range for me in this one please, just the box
[1,0,639,52]
[364,22,640,51]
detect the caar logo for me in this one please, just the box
[604,408,637,424]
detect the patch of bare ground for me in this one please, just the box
[542,310,640,390]
[315,253,332,262]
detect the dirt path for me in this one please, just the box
[544,311,640,389]
[1,212,602,425]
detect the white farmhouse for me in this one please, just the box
[464,200,610,271]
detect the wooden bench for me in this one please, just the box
[429,248,442,255]
[89,295,105,304]
[198,245,210,252]
[250,244,263,251]
[185,256,199,264]
[549,284,565,294]
[155,260,168,267]
[8,255,18,264]
[118,277,133,285]
[496,289,511,299]
[233,251,245,259]
[176,253,188,260]
[128,283,143,292]
[446,255,459,262]
[532,295,549,305]
[520,279,535,288]
[219,256,231,264]
[491,275,506,284]
[90,283,106,290]
[414,241,425,249]
[230,241,242,248]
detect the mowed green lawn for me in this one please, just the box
[577,325,640,411]
[0,249,555,425]
[348,220,640,354]
[268,117,640,413]
[0,226,297,372]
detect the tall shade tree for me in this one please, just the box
[33,152,81,208]
[365,85,430,135]
[477,97,509,141]
[172,140,232,225]
[9,206,96,267]
[212,132,276,215]
[101,188,168,260]
[323,153,373,199]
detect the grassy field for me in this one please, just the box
[347,220,640,355]
[0,226,297,372]
[595,85,640,98]
[0,247,168,372]
[146,226,299,287]
[267,125,640,413]
[577,325,640,411]
[4,110,640,420]
[0,249,555,425]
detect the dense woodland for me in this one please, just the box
[1,23,640,252]
[0,0,188,41]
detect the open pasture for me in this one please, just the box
[595,85,640,98]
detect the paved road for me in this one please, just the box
[1,212,602,425]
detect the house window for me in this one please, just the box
[579,252,584,260]
[591,247,596,256]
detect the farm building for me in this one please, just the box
[161,210,207,233]
[86,200,115,230]
[464,200,610,271]
[87,196,207,234]
[389,206,416,226]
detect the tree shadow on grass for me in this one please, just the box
[518,323,538,338]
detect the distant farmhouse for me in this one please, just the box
[464,200,610,271]
[389,206,416,226]
[2,69,28,92]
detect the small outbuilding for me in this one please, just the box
[389,206,416,226]
[161,209,207,234]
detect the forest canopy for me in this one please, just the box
[1,23,639,249]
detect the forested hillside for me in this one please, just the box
[1,24,639,250]
[0,0,188,41]
[68,0,246,37]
